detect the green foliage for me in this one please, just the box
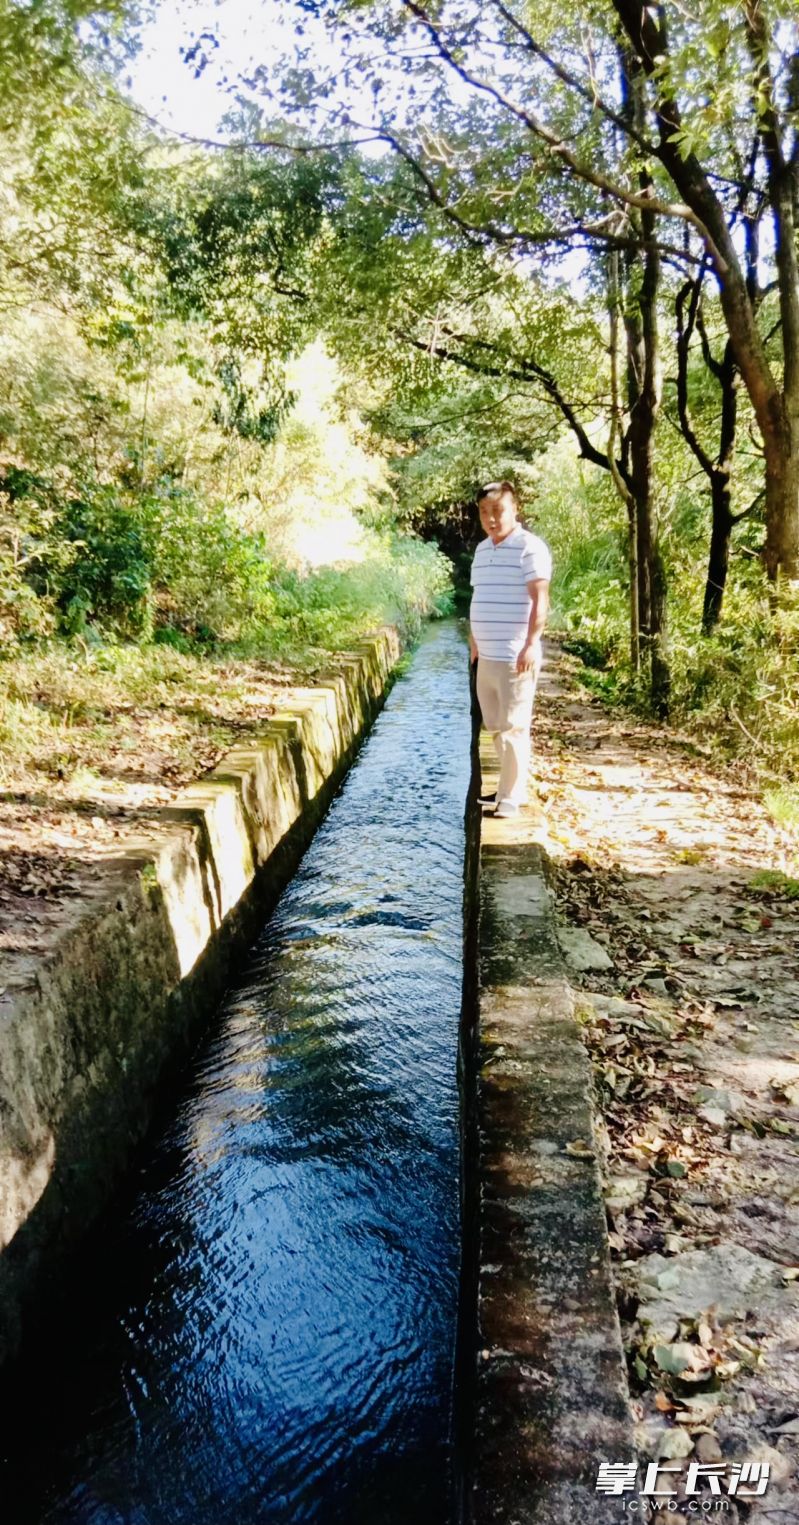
[0,553,55,645]
[148,146,330,366]
[55,488,153,636]
[1,461,451,654]
[0,16,451,673]
[1,447,453,663]
[251,536,453,657]
[748,870,799,900]
[8,0,799,799]
[763,788,799,831]
[522,435,628,661]
[522,430,799,774]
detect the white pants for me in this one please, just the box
[476,655,540,805]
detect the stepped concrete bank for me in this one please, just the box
[0,629,399,1367]
[467,736,635,1524]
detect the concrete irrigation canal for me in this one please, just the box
[0,623,631,1525]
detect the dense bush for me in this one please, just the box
[529,436,799,775]
[0,465,453,660]
[263,535,453,653]
[0,476,62,645]
[55,489,153,637]
[0,286,453,664]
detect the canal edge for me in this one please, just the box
[465,734,636,1524]
[0,627,401,1370]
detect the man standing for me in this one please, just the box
[469,481,552,818]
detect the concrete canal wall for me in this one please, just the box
[466,735,635,1525]
[0,630,400,1367]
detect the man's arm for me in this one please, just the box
[516,579,550,673]
[469,560,479,663]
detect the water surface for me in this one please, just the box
[0,622,472,1525]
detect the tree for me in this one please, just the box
[674,270,745,633]
[0,0,149,320]
[260,0,798,588]
[611,0,799,582]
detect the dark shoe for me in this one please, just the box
[478,789,497,806]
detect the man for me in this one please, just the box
[469,481,552,818]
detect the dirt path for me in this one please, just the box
[534,640,799,1519]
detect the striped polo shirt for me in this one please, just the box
[470,526,552,661]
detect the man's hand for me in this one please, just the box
[469,633,479,664]
[516,639,540,674]
[518,580,548,673]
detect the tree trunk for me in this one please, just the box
[627,499,639,671]
[612,0,799,583]
[650,538,670,718]
[628,436,652,650]
[621,51,669,712]
[607,246,640,671]
[623,215,654,662]
[764,408,799,580]
[703,473,733,633]
[694,333,739,633]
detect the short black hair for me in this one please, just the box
[477,479,518,505]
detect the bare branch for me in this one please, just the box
[402,387,521,431]
[732,487,766,525]
[108,89,383,157]
[693,298,724,383]
[371,128,702,264]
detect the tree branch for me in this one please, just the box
[675,276,714,479]
[743,0,787,173]
[107,88,382,157]
[396,323,622,476]
[694,299,724,383]
[732,486,766,524]
[369,127,702,264]
[398,0,716,240]
[612,0,780,423]
[485,0,658,158]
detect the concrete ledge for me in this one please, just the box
[0,629,400,1366]
[469,742,635,1524]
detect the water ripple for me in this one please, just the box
[0,623,472,1525]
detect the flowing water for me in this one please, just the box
[0,622,472,1525]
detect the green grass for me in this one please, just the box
[748,869,799,899]
[764,788,799,830]
[0,528,454,791]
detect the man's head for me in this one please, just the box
[478,481,519,544]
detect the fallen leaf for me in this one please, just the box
[658,1427,694,1458]
[714,1359,741,1380]
[654,1342,704,1376]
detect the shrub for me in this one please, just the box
[0,477,61,649]
[53,487,153,638]
[247,534,453,657]
[141,485,277,644]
